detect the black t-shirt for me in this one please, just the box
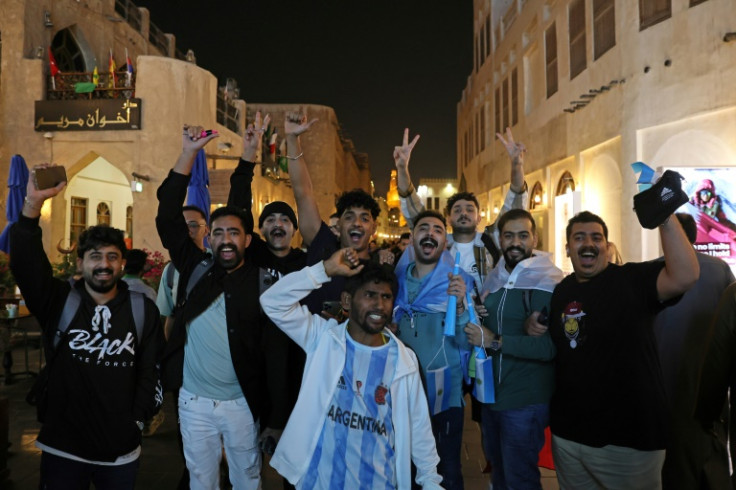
[549,261,673,451]
[304,222,344,314]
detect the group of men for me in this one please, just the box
[10,110,735,490]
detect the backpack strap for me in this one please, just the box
[185,256,215,299]
[129,291,145,343]
[165,261,176,290]
[54,289,81,349]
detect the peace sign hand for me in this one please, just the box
[496,127,526,166]
[393,128,420,170]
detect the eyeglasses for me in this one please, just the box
[186,221,206,229]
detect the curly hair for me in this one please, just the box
[343,261,398,298]
[77,225,128,259]
[335,189,380,219]
[445,192,479,215]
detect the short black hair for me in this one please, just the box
[210,205,254,234]
[335,189,380,220]
[399,232,411,240]
[344,261,398,298]
[566,211,608,242]
[412,210,446,230]
[182,205,207,223]
[124,249,148,275]
[498,209,536,235]
[77,225,128,259]
[446,192,479,216]
[676,213,697,244]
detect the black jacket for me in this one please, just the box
[9,215,164,462]
[156,170,289,430]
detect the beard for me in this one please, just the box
[502,245,532,269]
[215,244,244,270]
[84,267,119,293]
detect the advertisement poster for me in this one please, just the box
[673,168,736,272]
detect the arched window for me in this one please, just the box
[530,181,544,210]
[556,171,575,196]
[97,202,111,225]
[51,28,86,72]
[126,206,133,239]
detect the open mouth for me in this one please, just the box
[93,269,114,280]
[218,245,236,260]
[419,237,438,254]
[348,229,364,243]
[579,247,598,266]
[270,229,286,238]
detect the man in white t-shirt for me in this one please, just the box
[261,249,443,489]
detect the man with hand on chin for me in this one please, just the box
[260,248,442,489]
[156,126,288,489]
[393,209,474,490]
[11,164,164,488]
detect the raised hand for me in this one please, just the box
[393,128,420,170]
[324,248,364,278]
[242,111,271,161]
[496,127,526,165]
[26,164,67,207]
[182,124,218,153]
[284,112,318,138]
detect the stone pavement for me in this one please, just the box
[0,337,558,489]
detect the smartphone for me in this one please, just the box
[537,306,549,326]
[34,166,67,190]
[322,301,342,317]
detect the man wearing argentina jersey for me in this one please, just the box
[393,210,475,490]
[261,248,443,489]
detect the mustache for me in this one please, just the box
[504,246,525,255]
[419,237,439,248]
[579,246,598,256]
[269,228,285,237]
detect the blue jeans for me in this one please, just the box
[431,406,464,490]
[40,451,139,489]
[483,403,549,490]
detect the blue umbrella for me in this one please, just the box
[187,149,210,224]
[0,155,30,253]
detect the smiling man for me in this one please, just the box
[156,125,288,489]
[466,209,563,490]
[548,210,699,489]
[393,210,474,490]
[10,165,164,489]
[261,249,442,489]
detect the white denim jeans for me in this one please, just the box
[178,388,261,490]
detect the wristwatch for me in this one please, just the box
[489,336,502,352]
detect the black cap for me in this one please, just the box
[258,201,298,230]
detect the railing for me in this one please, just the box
[148,22,170,55]
[46,72,136,100]
[216,92,240,134]
[114,0,142,33]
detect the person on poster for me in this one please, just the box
[689,178,736,233]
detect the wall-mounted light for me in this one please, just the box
[44,10,53,27]
[130,180,143,193]
[132,172,150,181]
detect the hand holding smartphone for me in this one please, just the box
[33,166,67,190]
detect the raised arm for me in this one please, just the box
[393,129,424,226]
[173,124,219,176]
[656,215,699,301]
[228,112,270,213]
[283,113,320,245]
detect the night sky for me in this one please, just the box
[134,0,473,195]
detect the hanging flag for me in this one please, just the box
[48,47,59,90]
[125,48,134,87]
[92,66,99,86]
[269,129,278,156]
[108,49,117,89]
